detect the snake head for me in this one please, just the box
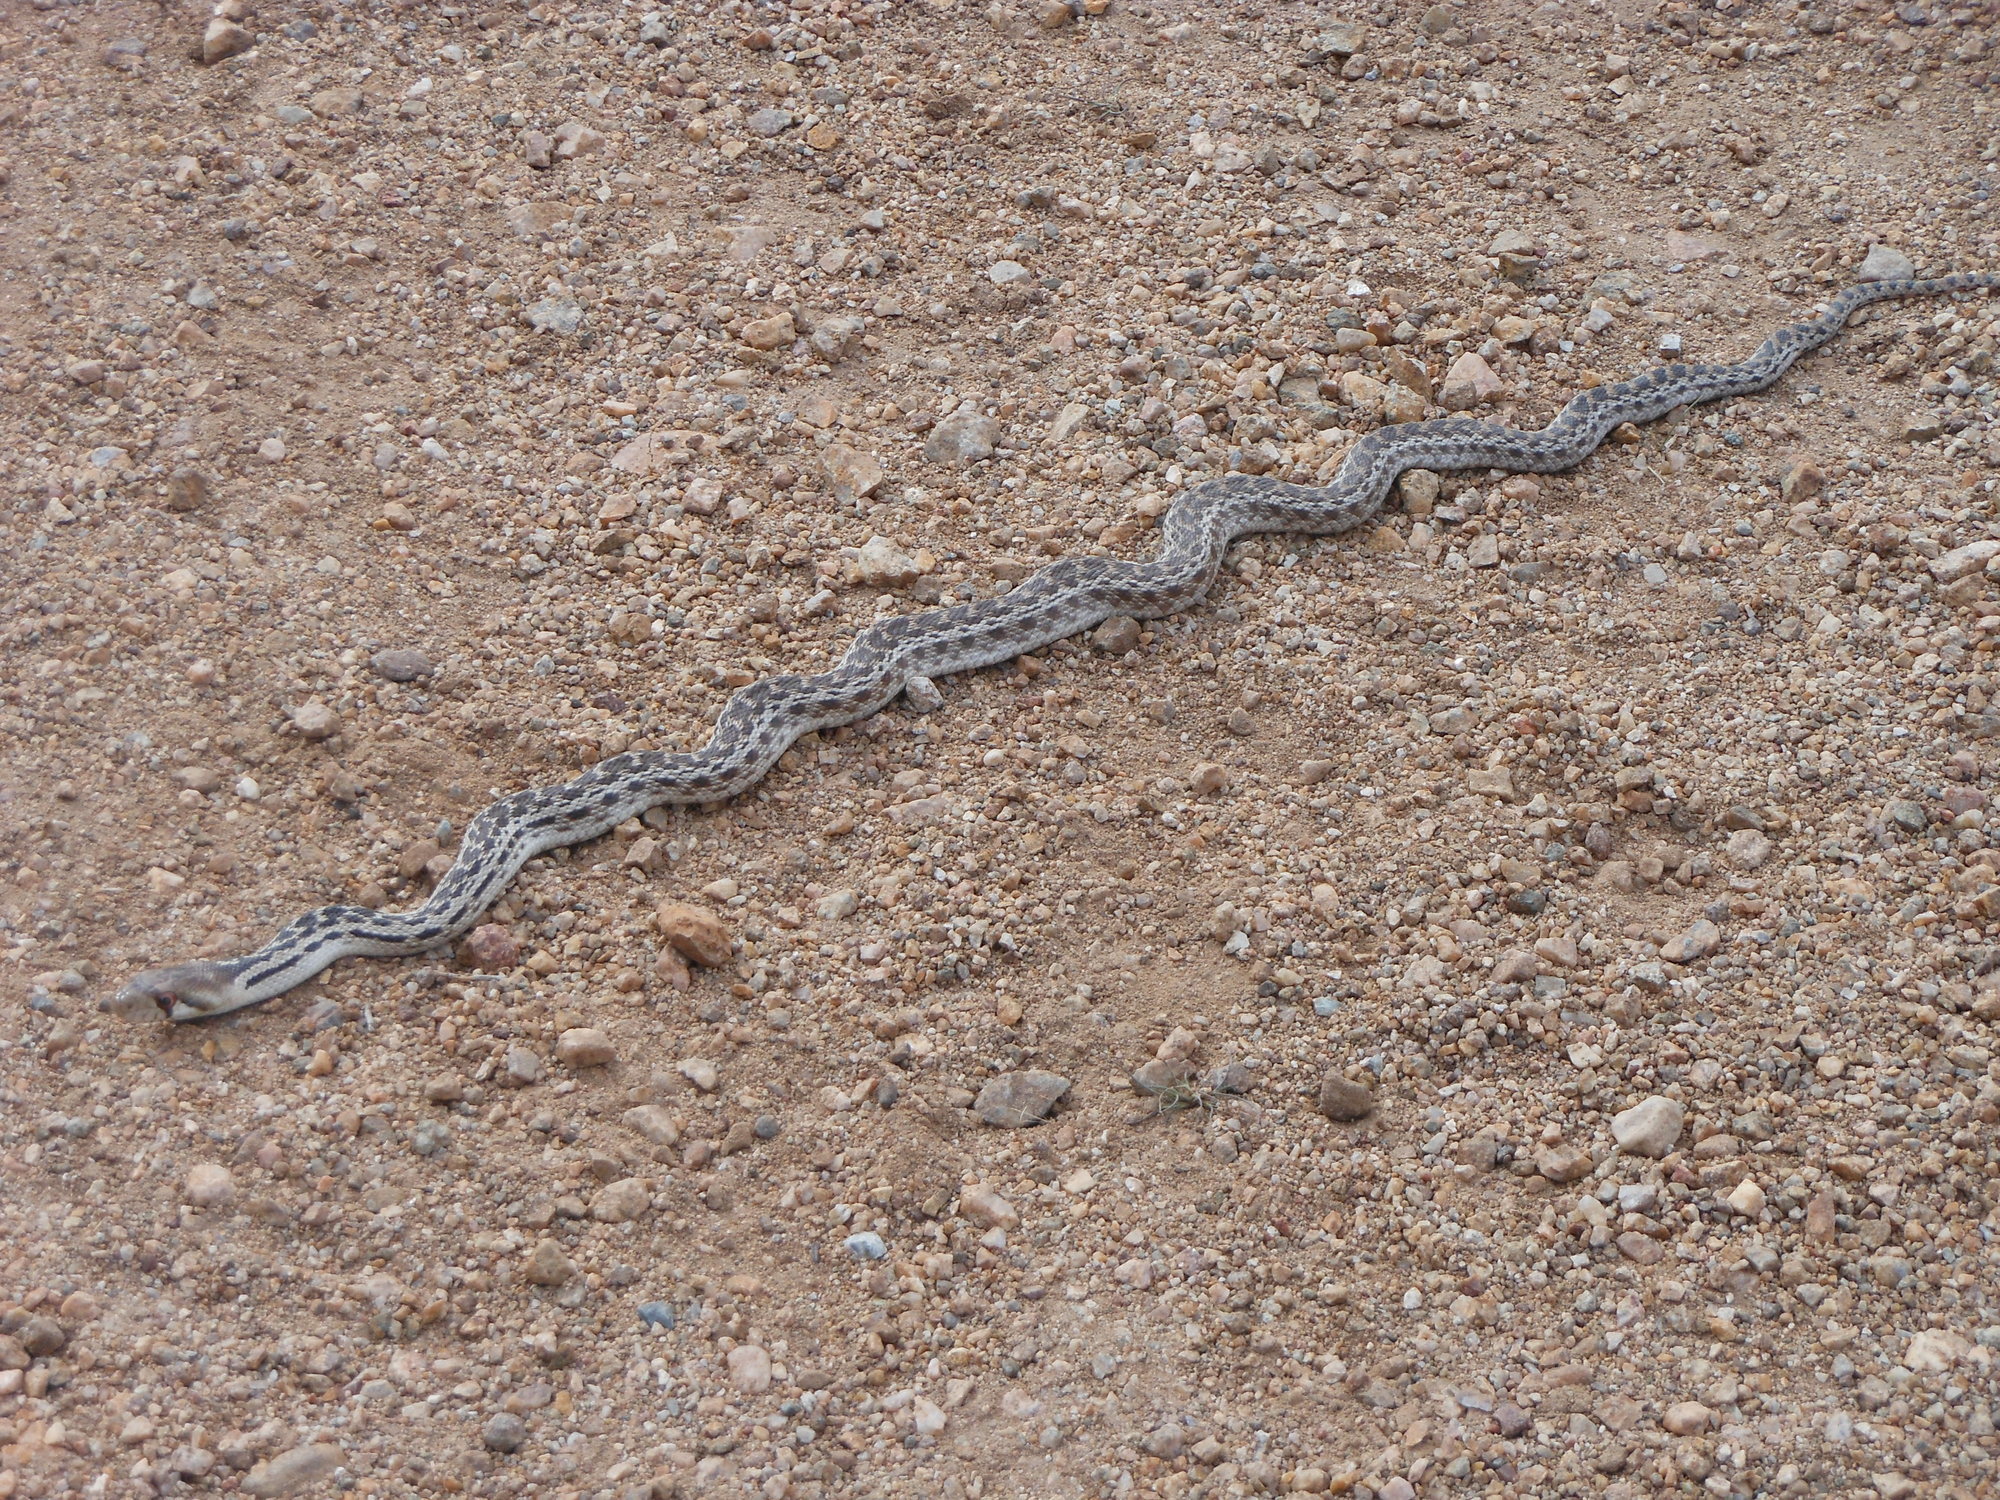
[104,962,248,1024]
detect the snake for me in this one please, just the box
[106,271,1996,1022]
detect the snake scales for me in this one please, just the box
[109,271,1997,1022]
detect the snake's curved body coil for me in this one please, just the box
[109,272,1997,1021]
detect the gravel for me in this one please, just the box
[5,3,2000,1498]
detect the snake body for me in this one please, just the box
[109,272,1997,1021]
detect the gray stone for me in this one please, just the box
[974,1070,1071,1127]
[923,408,1001,465]
[1857,244,1916,283]
[368,648,432,682]
[482,1413,527,1453]
[525,297,585,335]
[746,107,795,137]
[1659,918,1721,964]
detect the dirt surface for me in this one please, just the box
[6,1,2000,1498]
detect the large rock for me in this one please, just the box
[1438,352,1503,410]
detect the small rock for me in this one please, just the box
[1492,949,1538,985]
[1439,352,1503,410]
[165,466,210,512]
[911,1396,947,1436]
[1143,1424,1185,1460]
[504,1046,544,1086]
[523,1241,574,1287]
[242,1444,345,1497]
[1857,244,1916,283]
[368,648,433,682]
[843,1231,889,1259]
[678,1057,720,1092]
[1616,1232,1665,1266]
[1724,829,1772,870]
[974,1070,1071,1127]
[556,1028,616,1068]
[481,1414,527,1454]
[1093,615,1143,655]
[958,1184,1019,1229]
[740,311,796,350]
[202,19,255,64]
[525,297,585,335]
[1659,919,1721,964]
[853,535,923,588]
[592,1178,651,1224]
[15,1317,65,1358]
[637,1302,676,1330]
[1905,1328,1969,1373]
[185,1162,236,1209]
[1132,1058,1193,1095]
[289,701,340,741]
[1726,1178,1767,1217]
[1611,1096,1684,1157]
[623,1106,680,1147]
[728,1344,773,1393]
[746,107,795,137]
[655,902,733,966]
[1534,1143,1594,1183]
[989,259,1031,286]
[1317,1073,1375,1121]
[923,408,1001,465]
[1662,1401,1715,1437]
[809,313,866,362]
[822,443,885,500]
[461,924,521,969]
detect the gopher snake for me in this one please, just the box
[109,272,1995,1021]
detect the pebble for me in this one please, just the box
[677,1057,720,1092]
[1724,828,1773,870]
[1317,1072,1376,1120]
[654,902,733,967]
[1610,1095,1684,1157]
[1659,918,1721,963]
[922,408,1001,465]
[974,1070,1070,1127]
[843,1231,889,1259]
[592,1178,651,1223]
[523,1241,575,1287]
[368,647,432,682]
[288,701,340,741]
[481,1413,527,1454]
[957,1184,1019,1229]
[461,924,521,969]
[184,1161,235,1208]
[853,534,923,588]
[1857,243,1916,282]
[555,1027,616,1067]
[242,1444,345,1496]
[727,1344,773,1393]
[1662,1401,1715,1437]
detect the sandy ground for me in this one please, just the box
[5,1,2000,1498]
